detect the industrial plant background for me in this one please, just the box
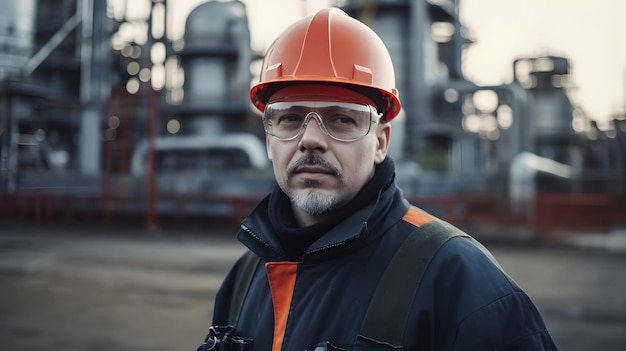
[1,0,624,237]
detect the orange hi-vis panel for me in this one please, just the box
[266,262,298,351]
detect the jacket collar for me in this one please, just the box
[238,158,409,262]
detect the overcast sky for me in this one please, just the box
[460,0,625,127]
[163,0,625,125]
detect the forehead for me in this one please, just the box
[264,101,375,119]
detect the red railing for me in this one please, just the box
[1,191,620,237]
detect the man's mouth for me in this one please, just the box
[295,165,334,175]
[293,166,336,184]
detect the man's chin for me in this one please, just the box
[290,188,339,215]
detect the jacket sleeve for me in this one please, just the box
[424,237,559,351]
[448,290,558,350]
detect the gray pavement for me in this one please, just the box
[0,222,244,351]
[1,221,625,351]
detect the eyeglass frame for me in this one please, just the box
[262,101,383,142]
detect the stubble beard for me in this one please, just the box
[285,155,345,215]
[290,181,340,215]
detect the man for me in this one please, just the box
[199,7,558,351]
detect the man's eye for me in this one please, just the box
[277,114,302,125]
[329,115,358,125]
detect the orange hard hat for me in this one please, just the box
[250,7,401,121]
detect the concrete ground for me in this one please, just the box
[1,220,625,351]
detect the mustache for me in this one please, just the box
[287,155,341,177]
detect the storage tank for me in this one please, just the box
[181,0,251,108]
[168,0,254,135]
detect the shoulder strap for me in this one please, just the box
[227,250,261,328]
[359,220,469,346]
[198,251,259,351]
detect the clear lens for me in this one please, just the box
[263,101,380,142]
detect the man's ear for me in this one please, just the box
[265,134,273,161]
[374,123,391,164]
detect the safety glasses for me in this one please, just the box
[263,101,382,142]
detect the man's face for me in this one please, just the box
[264,85,390,219]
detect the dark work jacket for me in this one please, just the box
[210,181,558,351]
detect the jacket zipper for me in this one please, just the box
[240,224,290,260]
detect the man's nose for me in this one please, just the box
[299,115,328,151]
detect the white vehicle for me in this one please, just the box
[130,133,272,195]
